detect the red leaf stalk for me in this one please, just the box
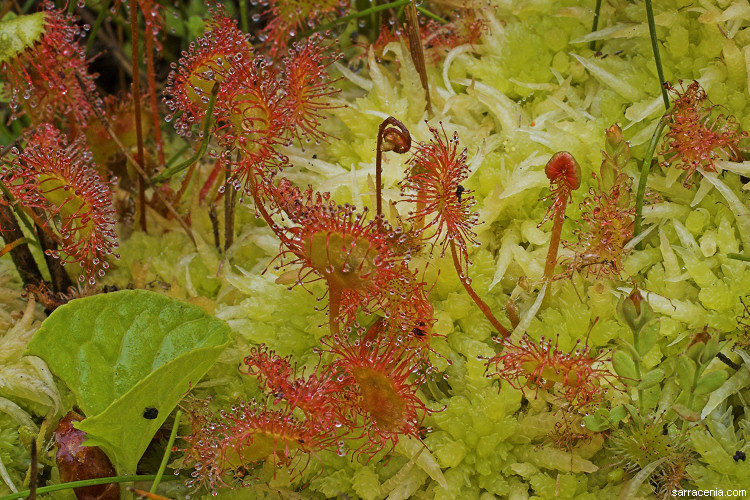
[451,240,509,337]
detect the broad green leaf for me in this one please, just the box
[612,351,637,380]
[25,290,231,474]
[76,344,224,474]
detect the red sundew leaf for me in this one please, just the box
[323,328,430,456]
[264,177,406,334]
[259,0,349,57]
[0,3,99,128]
[401,124,479,269]
[54,411,120,500]
[660,80,748,185]
[280,34,342,143]
[420,3,489,63]
[180,398,338,491]
[1,124,119,284]
[486,334,618,411]
[243,345,351,432]
[163,5,253,136]
[566,173,635,278]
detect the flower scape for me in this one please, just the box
[2,0,750,499]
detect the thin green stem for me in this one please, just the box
[87,1,129,29]
[239,0,249,34]
[152,83,218,183]
[633,120,666,246]
[150,410,182,494]
[728,253,750,262]
[0,237,33,258]
[311,0,411,35]
[645,0,670,110]
[86,0,113,53]
[632,332,645,415]
[166,142,192,167]
[67,0,77,15]
[589,0,602,51]
[416,6,446,24]
[681,368,701,432]
[0,475,180,500]
[21,0,36,13]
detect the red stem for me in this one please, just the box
[450,241,510,337]
[144,25,164,167]
[130,2,147,232]
[543,197,567,282]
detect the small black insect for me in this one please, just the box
[734,450,746,462]
[456,184,465,202]
[662,423,669,436]
[143,407,159,419]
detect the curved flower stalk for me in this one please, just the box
[540,151,581,282]
[1,124,118,285]
[0,3,99,130]
[660,80,748,186]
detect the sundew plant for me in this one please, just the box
[2,0,750,499]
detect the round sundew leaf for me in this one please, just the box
[25,289,231,474]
